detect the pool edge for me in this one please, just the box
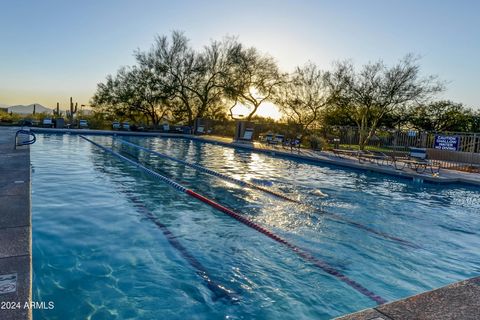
[334,276,480,320]
[0,127,32,320]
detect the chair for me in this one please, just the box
[241,128,254,141]
[396,147,440,173]
[79,119,88,128]
[121,122,130,130]
[358,150,392,166]
[263,133,274,145]
[332,148,361,158]
[42,118,53,128]
[196,126,205,135]
[273,134,284,147]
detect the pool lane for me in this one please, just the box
[80,135,387,305]
[115,137,417,249]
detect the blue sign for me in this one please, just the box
[434,135,459,151]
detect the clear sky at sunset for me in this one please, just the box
[0,0,479,118]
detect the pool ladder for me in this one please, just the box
[14,129,36,149]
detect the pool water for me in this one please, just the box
[31,134,480,319]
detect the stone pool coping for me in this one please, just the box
[335,276,480,320]
[31,127,480,187]
[0,127,32,320]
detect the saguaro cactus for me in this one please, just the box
[53,102,61,117]
[68,97,77,125]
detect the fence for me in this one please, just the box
[195,119,480,173]
[324,126,480,172]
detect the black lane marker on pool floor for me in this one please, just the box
[121,190,239,303]
[116,138,418,249]
[81,135,387,305]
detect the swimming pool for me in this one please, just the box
[31,134,480,319]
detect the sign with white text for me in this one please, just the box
[434,135,459,151]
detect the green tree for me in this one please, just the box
[92,66,172,127]
[408,100,474,132]
[327,54,444,149]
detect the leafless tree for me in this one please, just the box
[225,46,285,121]
[275,62,330,137]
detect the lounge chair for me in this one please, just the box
[263,133,274,145]
[241,128,254,141]
[79,119,88,128]
[332,148,362,158]
[358,150,392,166]
[395,147,440,173]
[273,134,284,147]
[42,118,53,128]
[196,126,205,135]
[121,122,130,130]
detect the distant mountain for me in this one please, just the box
[7,104,53,114]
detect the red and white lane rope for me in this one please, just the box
[81,135,387,305]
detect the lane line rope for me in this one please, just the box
[116,138,417,248]
[81,135,387,305]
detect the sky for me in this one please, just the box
[0,0,479,119]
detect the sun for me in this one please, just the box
[230,102,281,120]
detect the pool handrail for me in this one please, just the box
[80,135,387,305]
[14,128,36,149]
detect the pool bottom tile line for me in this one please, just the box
[121,189,239,303]
[80,135,387,305]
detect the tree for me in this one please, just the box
[275,62,330,137]
[189,37,241,120]
[327,54,444,149]
[470,111,480,132]
[92,66,172,127]
[134,31,196,124]
[408,100,474,132]
[225,46,284,120]
[135,32,240,124]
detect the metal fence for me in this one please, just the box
[195,118,480,173]
[325,126,480,172]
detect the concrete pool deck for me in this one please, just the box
[335,276,480,320]
[0,127,32,320]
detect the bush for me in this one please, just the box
[307,135,328,151]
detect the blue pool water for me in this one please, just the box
[32,134,480,319]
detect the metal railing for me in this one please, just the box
[14,129,36,149]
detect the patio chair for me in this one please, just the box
[358,150,392,166]
[273,134,284,147]
[42,118,53,128]
[263,133,274,145]
[395,147,440,173]
[240,128,254,141]
[332,148,362,158]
